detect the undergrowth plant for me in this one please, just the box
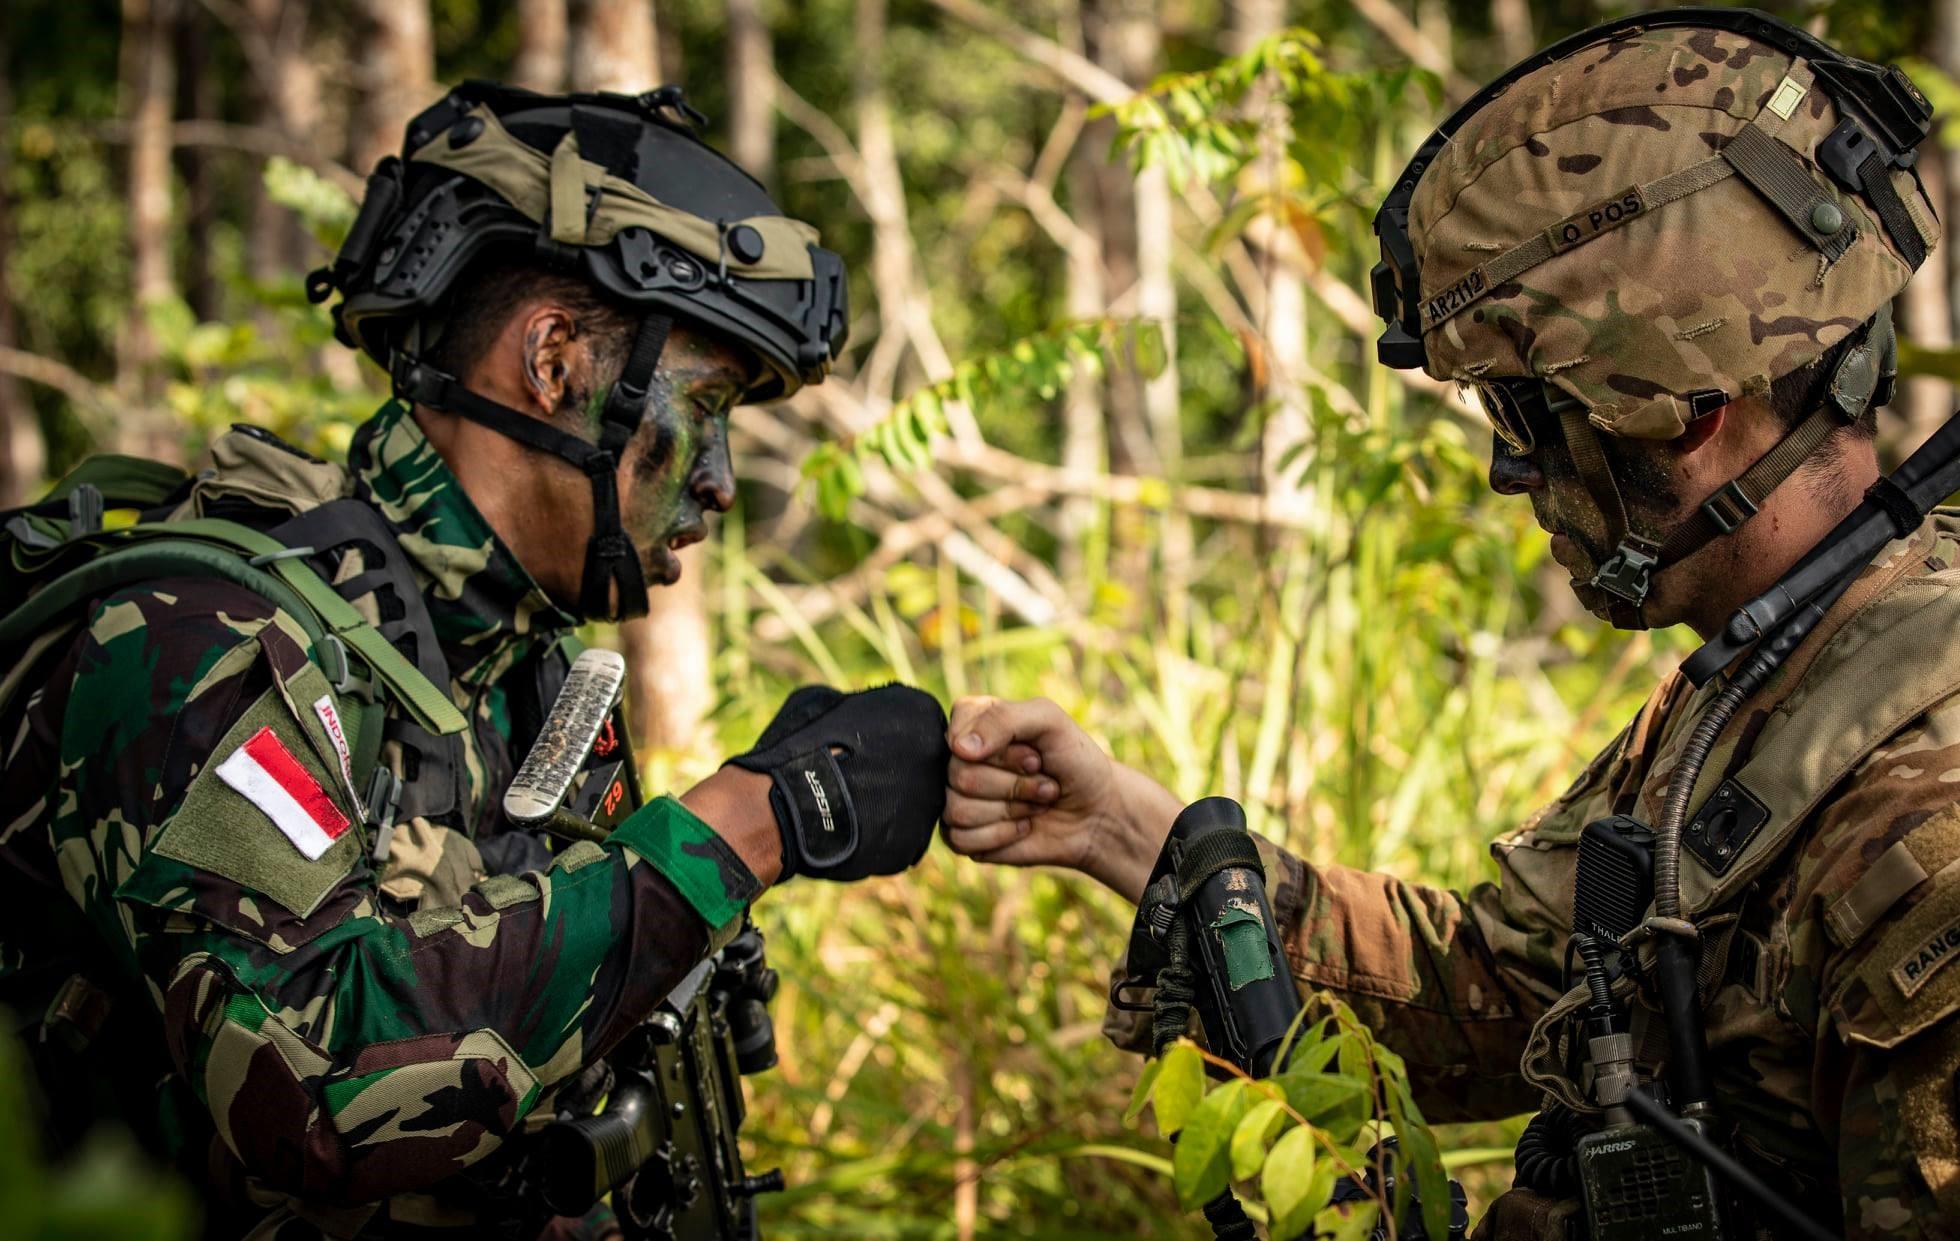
[1128,1000,1446,1241]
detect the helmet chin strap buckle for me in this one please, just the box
[1590,536,1660,605]
[1699,480,1760,536]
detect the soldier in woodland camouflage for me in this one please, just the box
[944,13,1960,1239]
[0,84,949,1238]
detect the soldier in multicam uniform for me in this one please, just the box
[944,10,1960,1239]
[0,84,949,1237]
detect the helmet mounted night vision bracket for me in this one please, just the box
[1370,8,1929,626]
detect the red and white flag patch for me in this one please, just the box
[216,726,352,860]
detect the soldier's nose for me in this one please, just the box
[1488,433,1544,496]
[691,437,736,514]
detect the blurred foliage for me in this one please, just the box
[0,1021,197,1239]
[803,318,1167,518]
[1,0,1938,1235]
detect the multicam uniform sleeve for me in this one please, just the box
[1795,704,1960,1238]
[1245,832,1570,1122]
[45,581,762,1204]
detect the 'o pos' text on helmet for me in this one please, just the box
[1371,7,1938,628]
[307,82,851,621]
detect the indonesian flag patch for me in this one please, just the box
[216,726,352,860]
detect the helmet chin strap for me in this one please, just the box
[1573,309,1894,631]
[390,311,675,622]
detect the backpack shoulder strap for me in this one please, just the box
[0,517,466,741]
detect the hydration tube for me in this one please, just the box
[1647,407,1960,1116]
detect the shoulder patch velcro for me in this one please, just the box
[478,874,538,910]
[554,840,606,873]
[1835,860,1960,1047]
[127,686,361,924]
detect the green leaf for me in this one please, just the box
[1172,1078,1249,1207]
[1287,1030,1340,1074]
[1125,1058,1165,1125]
[1386,1087,1450,1241]
[1230,1097,1287,1182]
[1273,1009,1323,1071]
[1262,1123,1333,1240]
[1272,1071,1370,1138]
[1152,1042,1205,1136]
[262,156,356,248]
[1316,1199,1380,1241]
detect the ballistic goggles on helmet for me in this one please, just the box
[1475,379,1586,457]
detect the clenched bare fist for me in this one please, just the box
[942,695,1179,903]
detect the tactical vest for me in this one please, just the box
[1518,514,1960,1192]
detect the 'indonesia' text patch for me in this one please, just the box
[216,726,352,860]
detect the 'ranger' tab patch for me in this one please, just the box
[216,725,352,860]
[1891,917,1960,1000]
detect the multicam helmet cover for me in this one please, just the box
[1379,10,1937,441]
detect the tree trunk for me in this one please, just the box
[1105,1,1189,612]
[514,0,569,93]
[0,20,41,506]
[173,10,221,320]
[568,0,660,94]
[1490,0,1534,63]
[1231,0,1310,523]
[118,0,180,461]
[1055,4,1106,589]
[726,0,775,184]
[1083,0,1150,477]
[1060,148,1107,586]
[349,0,434,176]
[244,0,322,285]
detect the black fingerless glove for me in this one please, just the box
[723,683,950,882]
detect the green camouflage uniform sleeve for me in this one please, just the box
[42,578,762,1205]
[1791,702,1960,1237]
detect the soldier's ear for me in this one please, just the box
[517,303,580,419]
[1675,403,1727,456]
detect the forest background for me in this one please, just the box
[2,0,1955,1236]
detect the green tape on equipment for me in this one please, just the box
[1212,904,1276,992]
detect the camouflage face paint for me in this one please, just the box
[1497,418,1683,621]
[616,327,750,587]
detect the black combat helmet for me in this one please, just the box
[308,82,850,620]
